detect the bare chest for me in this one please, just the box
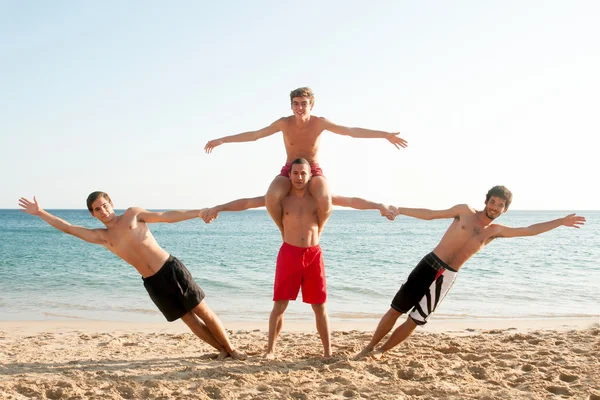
[451,221,495,249]
[105,218,149,250]
[282,125,323,149]
[282,197,318,221]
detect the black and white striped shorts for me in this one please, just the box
[391,252,457,326]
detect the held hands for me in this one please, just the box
[385,133,408,149]
[562,214,586,228]
[18,196,42,215]
[200,207,220,224]
[204,139,224,154]
[379,205,396,221]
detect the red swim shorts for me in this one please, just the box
[273,242,326,304]
[278,163,325,177]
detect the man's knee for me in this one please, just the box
[402,316,418,331]
[311,303,327,316]
[272,301,289,315]
[309,177,329,195]
[267,177,291,199]
[383,307,403,323]
[192,300,213,319]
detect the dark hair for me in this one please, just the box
[290,158,310,169]
[486,185,512,209]
[290,87,315,106]
[86,191,112,212]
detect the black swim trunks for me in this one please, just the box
[391,252,457,326]
[142,255,206,322]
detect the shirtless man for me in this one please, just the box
[356,185,586,359]
[204,87,407,234]
[203,158,394,358]
[18,193,245,360]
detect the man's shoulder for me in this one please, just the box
[452,204,476,219]
[453,204,474,213]
[124,207,146,217]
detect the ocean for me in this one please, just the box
[0,209,598,324]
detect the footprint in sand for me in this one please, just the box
[366,365,391,376]
[468,365,488,380]
[203,385,223,399]
[495,353,517,360]
[15,384,40,398]
[521,364,536,372]
[290,391,308,400]
[435,345,460,354]
[257,384,270,392]
[459,353,488,362]
[397,368,417,380]
[559,372,578,383]
[117,384,135,399]
[546,385,571,396]
[45,388,66,400]
[329,376,352,385]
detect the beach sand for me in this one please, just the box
[1,318,599,399]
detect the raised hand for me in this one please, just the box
[562,214,586,228]
[18,196,41,215]
[204,139,224,154]
[385,133,408,149]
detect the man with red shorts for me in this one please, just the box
[205,87,407,236]
[203,158,395,358]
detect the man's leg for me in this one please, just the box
[372,317,418,359]
[266,300,289,359]
[308,176,332,233]
[266,176,291,235]
[180,311,225,355]
[311,303,331,358]
[191,300,247,360]
[356,307,403,358]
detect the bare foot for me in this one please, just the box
[370,349,384,360]
[323,350,333,359]
[355,346,374,360]
[264,352,276,360]
[229,349,247,361]
[217,348,229,360]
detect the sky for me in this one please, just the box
[1,1,598,210]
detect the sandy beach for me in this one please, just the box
[1,318,599,399]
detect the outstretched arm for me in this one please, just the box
[204,119,283,153]
[136,207,209,224]
[320,118,407,149]
[203,196,266,223]
[392,204,468,220]
[18,197,105,244]
[494,214,586,238]
[332,195,395,220]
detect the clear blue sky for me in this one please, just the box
[2,1,598,210]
